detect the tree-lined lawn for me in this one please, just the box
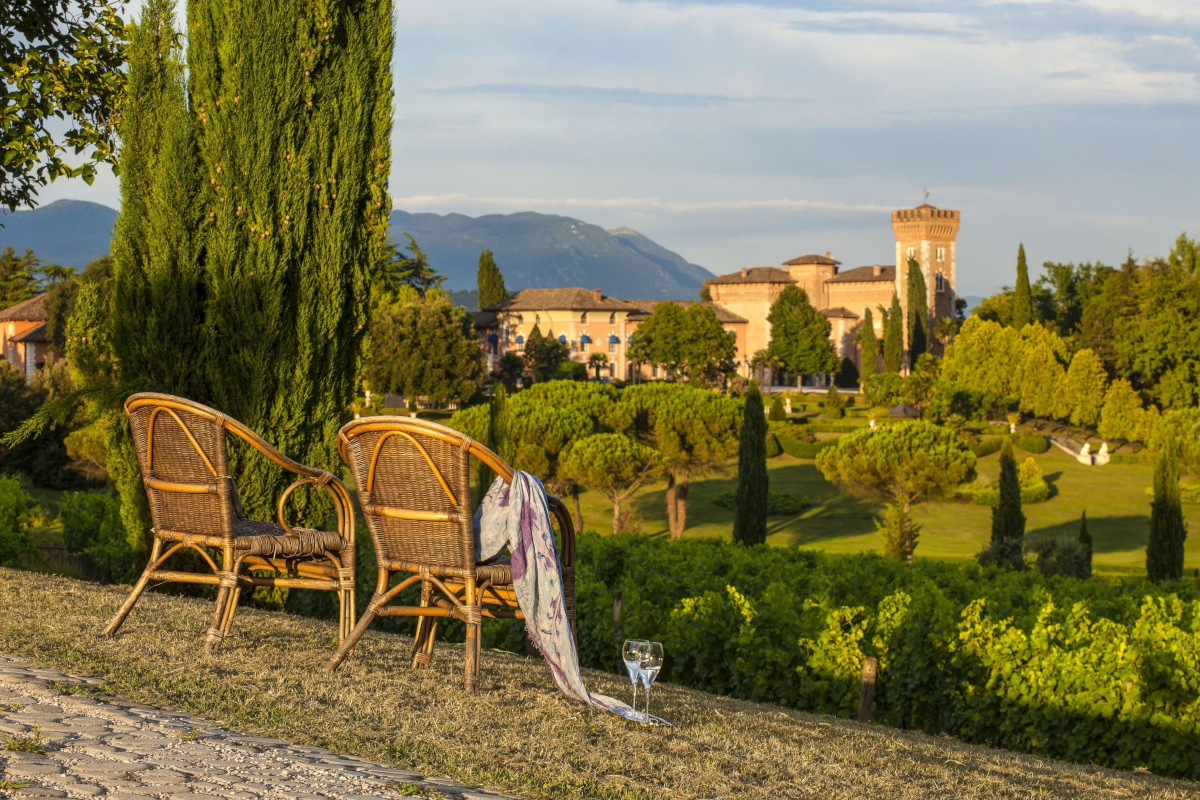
[574,446,1200,576]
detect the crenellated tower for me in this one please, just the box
[892,203,959,323]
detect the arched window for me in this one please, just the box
[580,311,589,324]
[608,312,616,324]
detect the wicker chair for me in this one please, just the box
[102,393,357,652]
[326,415,576,691]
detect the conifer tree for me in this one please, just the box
[1012,243,1033,328]
[1147,440,1187,582]
[189,0,393,521]
[982,439,1025,570]
[733,381,768,546]
[883,293,904,373]
[476,249,507,310]
[765,285,836,386]
[906,257,929,362]
[477,384,511,496]
[1078,510,1093,579]
[857,307,878,383]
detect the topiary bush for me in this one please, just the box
[969,437,1005,458]
[1017,434,1050,454]
[764,433,783,459]
[768,396,787,422]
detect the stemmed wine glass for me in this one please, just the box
[622,639,648,713]
[639,641,664,717]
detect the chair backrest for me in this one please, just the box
[339,416,504,574]
[125,393,237,540]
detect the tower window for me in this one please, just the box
[936,247,945,262]
[936,273,946,292]
[906,247,916,260]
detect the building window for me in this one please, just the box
[517,342,524,354]
[535,313,540,325]
[906,247,916,260]
[652,365,659,378]
[936,273,946,292]
[608,312,616,324]
[517,314,524,324]
[581,340,589,353]
[581,311,588,324]
[609,341,617,354]
[936,247,945,262]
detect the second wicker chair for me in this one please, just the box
[326,415,576,691]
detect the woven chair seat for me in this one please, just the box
[232,518,348,557]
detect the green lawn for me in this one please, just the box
[574,447,1200,576]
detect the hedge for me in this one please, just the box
[1017,434,1050,454]
[969,437,1005,458]
[957,477,1052,506]
[572,534,1200,780]
[713,490,808,516]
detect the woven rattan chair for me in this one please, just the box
[326,415,576,691]
[102,393,357,652]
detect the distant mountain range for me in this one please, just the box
[0,201,713,300]
[389,210,712,300]
[0,199,117,269]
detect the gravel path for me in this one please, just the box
[0,655,516,800]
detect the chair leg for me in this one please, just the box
[411,617,439,669]
[463,580,480,693]
[327,598,380,672]
[102,538,163,636]
[219,587,242,638]
[204,586,233,653]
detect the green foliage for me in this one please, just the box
[1012,243,1033,328]
[823,385,845,418]
[375,236,444,301]
[475,249,507,310]
[630,302,736,385]
[1098,378,1147,442]
[764,432,782,459]
[876,501,920,562]
[560,433,661,534]
[497,352,524,392]
[574,534,1200,780]
[556,360,587,381]
[715,490,808,515]
[733,382,768,546]
[1056,349,1107,428]
[906,258,929,361]
[0,475,33,567]
[523,325,569,383]
[767,396,786,422]
[0,247,67,308]
[883,294,903,373]
[1079,510,1093,578]
[1147,441,1187,583]
[0,1,126,211]
[1019,342,1065,419]
[958,477,1051,507]
[857,308,878,383]
[0,361,77,489]
[943,318,1069,409]
[979,440,1025,571]
[1017,434,1050,454]
[862,371,904,408]
[60,490,137,584]
[902,353,938,408]
[766,286,837,384]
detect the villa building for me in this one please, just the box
[0,293,51,384]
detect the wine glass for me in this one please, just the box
[640,641,663,716]
[621,639,648,712]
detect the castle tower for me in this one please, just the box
[892,203,960,323]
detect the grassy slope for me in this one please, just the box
[573,448,1200,575]
[2,568,1197,800]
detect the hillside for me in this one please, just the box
[390,210,712,300]
[0,199,117,270]
[1,568,1194,800]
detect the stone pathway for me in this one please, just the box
[0,656,516,800]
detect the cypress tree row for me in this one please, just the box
[188,0,393,521]
[883,293,904,373]
[476,249,508,310]
[733,381,768,546]
[1012,243,1033,328]
[906,257,929,362]
[104,0,205,553]
[1147,441,1187,582]
[858,307,878,383]
[983,439,1025,570]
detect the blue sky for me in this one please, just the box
[33,0,1200,295]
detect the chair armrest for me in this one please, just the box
[545,494,576,570]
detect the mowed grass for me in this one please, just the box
[3,569,1199,800]
[574,447,1200,576]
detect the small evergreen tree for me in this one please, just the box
[857,307,878,383]
[1147,441,1188,582]
[824,384,845,418]
[906,257,929,362]
[478,384,511,496]
[1012,243,1033,328]
[768,396,786,422]
[883,293,904,373]
[476,249,508,310]
[733,381,768,546]
[980,439,1025,570]
[1079,510,1093,579]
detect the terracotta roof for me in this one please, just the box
[10,322,47,344]
[489,288,640,313]
[822,307,859,319]
[0,293,48,323]
[704,267,794,286]
[826,265,895,284]
[624,300,748,325]
[783,254,841,267]
[473,310,499,329]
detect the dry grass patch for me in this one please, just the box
[1,568,1197,800]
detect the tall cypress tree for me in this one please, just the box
[857,307,878,383]
[906,257,929,362]
[985,439,1025,570]
[476,249,508,310]
[1147,441,1188,582]
[883,293,904,373]
[733,381,768,546]
[477,383,512,496]
[104,0,205,553]
[1012,243,1033,328]
[189,1,393,521]
[1078,510,1093,579]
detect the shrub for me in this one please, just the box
[0,475,33,568]
[958,477,1051,506]
[969,437,1005,458]
[764,433,782,459]
[1018,457,1042,487]
[823,385,845,419]
[1029,538,1091,579]
[768,397,787,422]
[1017,434,1050,454]
[60,491,139,584]
[714,490,809,516]
[777,437,836,459]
